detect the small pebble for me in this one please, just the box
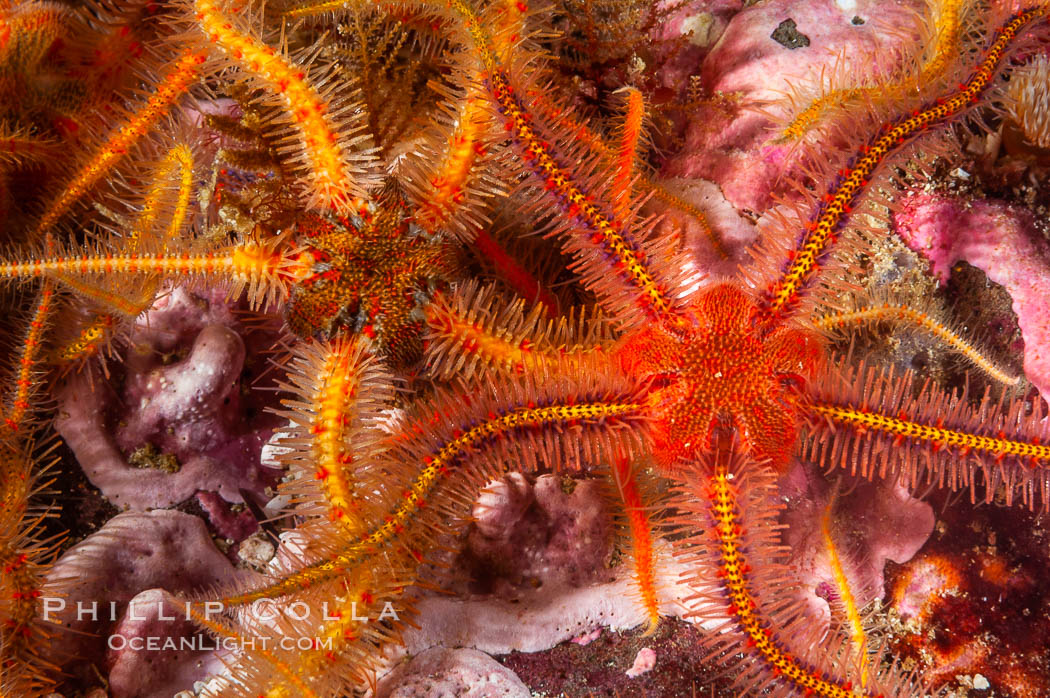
[681,13,717,47]
[238,533,276,569]
[771,19,811,49]
[973,674,990,690]
[626,647,657,678]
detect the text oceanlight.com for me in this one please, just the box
[107,635,337,652]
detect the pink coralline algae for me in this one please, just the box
[662,0,923,213]
[625,647,657,678]
[894,192,1050,399]
[54,286,282,510]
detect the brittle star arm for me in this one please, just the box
[0,234,298,310]
[804,359,1050,509]
[675,450,926,697]
[0,282,64,695]
[209,393,646,606]
[762,6,1049,319]
[423,280,615,380]
[188,0,378,215]
[814,298,1020,386]
[39,143,199,326]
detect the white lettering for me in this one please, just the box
[41,597,65,621]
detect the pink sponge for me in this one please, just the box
[55,286,281,509]
[376,648,530,698]
[895,192,1050,399]
[464,474,614,596]
[43,510,245,697]
[780,461,935,628]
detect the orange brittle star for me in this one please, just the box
[0,0,1049,696]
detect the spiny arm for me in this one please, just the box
[766,7,1049,318]
[213,383,646,606]
[804,358,1050,510]
[424,281,612,380]
[820,499,871,689]
[271,337,393,535]
[523,84,726,259]
[124,143,196,246]
[42,143,200,322]
[0,235,298,309]
[2,283,54,433]
[610,455,661,634]
[815,299,1019,386]
[191,0,377,214]
[676,452,924,697]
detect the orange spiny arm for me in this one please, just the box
[815,302,1019,386]
[424,282,610,379]
[612,455,660,634]
[708,457,873,698]
[0,238,295,308]
[274,338,390,534]
[469,229,559,315]
[217,399,642,606]
[269,578,403,693]
[810,401,1050,463]
[767,7,1048,316]
[414,90,489,236]
[51,312,115,367]
[425,301,553,375]
[2,283,54,433]
[914,0,967,88]
[43,272,154,318]
[0,284,60,695]
[489,76,673,318]
[309,341,363,531]
[612,87,644,222]
[32,50,206,237]
[194,0,372,215]
[820,503,870,688]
